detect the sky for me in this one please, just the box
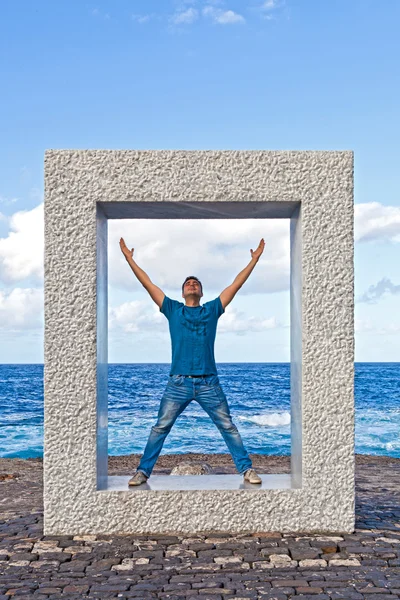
[0,0,399,364]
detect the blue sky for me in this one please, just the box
[0,0,399,363]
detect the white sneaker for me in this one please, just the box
[243,468,262,484]
[128,470,149,486]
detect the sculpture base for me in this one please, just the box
[100,473,293,492]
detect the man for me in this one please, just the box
[119,236,266,486]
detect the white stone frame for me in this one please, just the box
[44,150,354,535]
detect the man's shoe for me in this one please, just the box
[243,468,262,484]
[128,470,149,486]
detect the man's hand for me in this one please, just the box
[119,237,134,260]
[250,238,265,261]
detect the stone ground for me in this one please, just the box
[1,453,400,599]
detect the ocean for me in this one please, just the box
[0,363,399,459]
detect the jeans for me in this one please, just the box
[137,374,253,477]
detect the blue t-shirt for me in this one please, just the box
[160,295,225,376]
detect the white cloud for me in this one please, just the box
[170,7,199,24]
[0,203,44,283]
[0,287,43,330]
[355,318,400,335]
[355,318,374,333]
[0,194,18,207]
[111,218,289,295]
[202,6,245,24]
[131,14,151,24]
[109,300,164,333]
[355,202,400,243]
[259,0,281,19]
[91,8,111,20]
[357,277,400,304]
[262,0,277,7]
[218,305,283,335]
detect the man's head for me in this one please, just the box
[182,276,203,301]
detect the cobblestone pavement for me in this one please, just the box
[0,453,400,599]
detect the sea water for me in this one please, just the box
[0,362,399,459]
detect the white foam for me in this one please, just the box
[237,411,291,427]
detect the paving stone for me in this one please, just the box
[328,591,364,600]
[62,584,90,594]
[197,550,232,559]
[2,455,400,599]
[360,558,388,566]
[343,545,375,553]
[192,582,223,589]
[250,561,271,570]
[356,597,399,600]
[30,560,60,570]
[290,548,321,560]
[6,588,37,595]
[298,559,327,568]
[32,542,59,553]
[266,586,294,595]
[220,562,250,571]
[214,557,242,564]
[321,581,359,589]
[244,582,273,592]
[271,578,310,587]
[58,560,90,572]
[311,542,338,552]
[260,548,289,557]
[62,545,92,555]
[235,553,264,562]
[163,583,194,591]
[85,558,121,571]
[229,572,260,581]
[90,582,130,592]
[197,590,235,596]
[296,587,325,594]
[185,564,222,572]
[252,593,288,600]
[358,587,394,594]
[268,554,297,567]
[294,595,330,600]
[223,594,258,600]
[329,558,362,566]
[129,582,159,591]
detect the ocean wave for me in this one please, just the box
[385,441,400,451]
[237,411,291,427]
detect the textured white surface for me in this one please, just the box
[104,475,292,491]
[44,150,354,535]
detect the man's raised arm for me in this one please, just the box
[219,238,265,310]
[119,237,165,308]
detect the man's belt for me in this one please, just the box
[176,374,210,378]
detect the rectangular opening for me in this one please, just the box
[96,201,302,492]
